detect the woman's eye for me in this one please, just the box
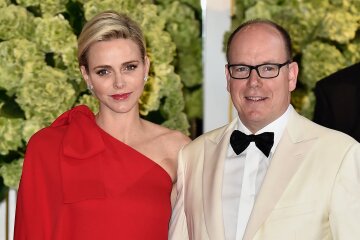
[96,69,109,76]
[125,64,137,71]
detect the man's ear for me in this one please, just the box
[288,61,298,92]
[225,64,231,93]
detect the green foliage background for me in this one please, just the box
[228,0,360,118]
[2,0,359,200]
[0,0,202,198]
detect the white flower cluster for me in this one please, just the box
[230,0,360,119]
[0,0,202,189]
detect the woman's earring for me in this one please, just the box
[144,76,148,82]
[87,84,94,94]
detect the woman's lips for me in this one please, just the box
[110,92,131,100]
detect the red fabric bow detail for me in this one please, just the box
[51,105,106,203]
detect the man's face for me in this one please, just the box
[225,23,298,133]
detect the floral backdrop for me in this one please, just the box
[0,0,202,199]
[227,0,360,118]
[1,0,359,200]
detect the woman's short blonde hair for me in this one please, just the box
[77,10,146,70]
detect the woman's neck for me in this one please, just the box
[95,109,143,144]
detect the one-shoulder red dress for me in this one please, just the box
[14,105,172,240]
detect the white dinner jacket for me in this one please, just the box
[169,109,360,240]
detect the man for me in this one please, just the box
[313,62,360,142]
[169,19,360,240]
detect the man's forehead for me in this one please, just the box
[236,22,282,39]
[229,27,287,62]
[230,24,285,53]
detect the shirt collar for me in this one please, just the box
[236,105,294,155]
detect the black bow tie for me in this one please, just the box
[230,130,274,157]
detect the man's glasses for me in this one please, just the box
[227,61,291,79]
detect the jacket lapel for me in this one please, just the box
[203,118,238,240]
[243,110,318,240]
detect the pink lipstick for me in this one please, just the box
[111,93,131,100]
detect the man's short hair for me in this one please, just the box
[226,19,293,62]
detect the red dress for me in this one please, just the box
[14,105,172,240]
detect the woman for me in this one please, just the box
[14,11,190,240]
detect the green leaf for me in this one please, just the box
[0,159,23,189]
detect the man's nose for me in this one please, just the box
[247,68,261,87]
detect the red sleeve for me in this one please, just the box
[14,129,63,240]
[14,106,103,239]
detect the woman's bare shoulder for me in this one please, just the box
[140,120,191,180]
[142,120,190,156]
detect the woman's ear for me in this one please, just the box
[144,56,150,76]
[80,65,90,85]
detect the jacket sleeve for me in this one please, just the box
[329,142,360,239]
[169,147,190,240]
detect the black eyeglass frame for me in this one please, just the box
[227,60,292,79]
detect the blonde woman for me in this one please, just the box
[14,11,190,240]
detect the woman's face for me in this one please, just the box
[81,38,149,115]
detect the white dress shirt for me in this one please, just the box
[222,105,293,240]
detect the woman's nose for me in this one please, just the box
[113,75,125,89]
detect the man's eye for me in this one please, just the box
[96,69,109,76]
[235,66,248,72]
[263,65,276,71]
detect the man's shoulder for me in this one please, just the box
[290,111,357,144]
[303,115,357,143]
[183,123,231,150]
[194,123,231,142]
